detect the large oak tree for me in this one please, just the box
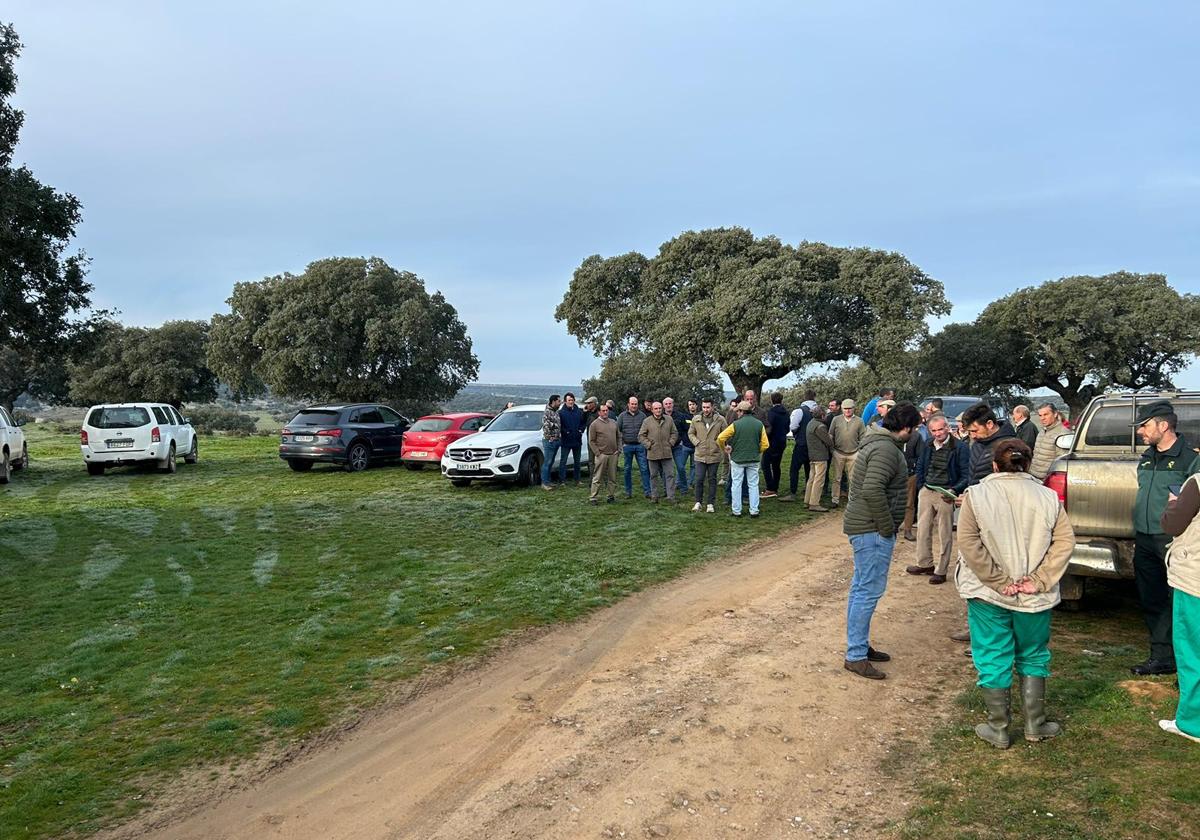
[68,320,217,409]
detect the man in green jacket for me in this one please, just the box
[1131,400,1199,675]
[842,402,923,679]
[717,400,769,517]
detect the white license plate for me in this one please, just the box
[294,435,314,442]
[106,440,134,449]
[457,462,481,471]
[410,451,428,458]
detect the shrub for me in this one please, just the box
[185,405,258,435]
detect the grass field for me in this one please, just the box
[0,427,812,839]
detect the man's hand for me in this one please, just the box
[940,494,954,505]
[724,444,733,455]
[953,495,964,507]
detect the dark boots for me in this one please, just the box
[1020,676,1062,742]
[975,687,1011,748]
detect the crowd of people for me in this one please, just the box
[533,386,1199,749]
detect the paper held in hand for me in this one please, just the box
[924,484,958,500]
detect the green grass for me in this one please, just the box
[895,584,1200,839]
[0,427,812,838]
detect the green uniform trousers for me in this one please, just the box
[1175,589,1200,738]
[966,598,1052,689]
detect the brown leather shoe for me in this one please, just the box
[950,629,971,642]
[903,529,916,541]
[929,574,947,585]
[844,659,886,680]
[905,565,935,575]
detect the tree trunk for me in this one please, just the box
[728,372,768,403]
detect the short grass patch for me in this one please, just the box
[0,427,813,838]
[894,583,1200,839]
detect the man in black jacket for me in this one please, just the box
[960,403,1017,486]
[762,392,790,497]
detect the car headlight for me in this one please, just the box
[494,444,520,458]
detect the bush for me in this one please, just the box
[186,405,258,435]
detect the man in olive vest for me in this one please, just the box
[717,400,769,517]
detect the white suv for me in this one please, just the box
[440,403,589,487]
[81,403,198,475]
[0,406,29,484]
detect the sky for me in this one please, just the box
[7,1,1200,389]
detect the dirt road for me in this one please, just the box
[119,514,976,839]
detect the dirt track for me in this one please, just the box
[118,514,976,839]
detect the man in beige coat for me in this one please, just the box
[829,398,866,507]
[688,397,727,513]
[639,401,679,502]
[1030,403,1068,480]
[587,402,621,504]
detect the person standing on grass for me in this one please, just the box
[689,397,727,513]
[1030,403,1068,480]
[540,394,563,490]
[783,389,816,502]
[955,439,1075,748]
[907,413,963,584]
[558,392,585,486]
[804,406,834,511]
[663,397,692,496]
[617,396,651,499]
[899,413,925,541]
[829,398,866,508]
[717,400,769,518]
[682,398,700,490]
[825,399,839,427]
[762,392,790,498]
[587,401,620,505]
[1157,470,1200,744]
[841,402,922,680]
[581,396,600,477]
[639,401,679,503]
[1130,400,1198,676]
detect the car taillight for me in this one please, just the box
[1044,471,1067,510]
[151,426,161,443]
[281,428,292,436]
[80,429,89,445]
[317,428,343,438]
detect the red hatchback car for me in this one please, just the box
[401,413,493,470]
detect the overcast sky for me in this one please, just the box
[8,1,1200,389]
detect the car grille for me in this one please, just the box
[448,447,493,462]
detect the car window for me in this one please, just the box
[1083,404,1134,447]
[152,406,169,424]
[355,408,384,424]
[412,418,453,432]
[291,410,342,427]
[1175,403,1200,444]
[89,407,152,429]
[377,406,404,425]
[461,417,486,431]
[482,410,541,432]
[168,406,185,425]
[0,408,10,427]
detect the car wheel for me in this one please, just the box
[287,459,314,472]
[12,443,27,471]
[86,462,106,476]
[0,451,9,485]
[516,450,541,487]
[404,462,425,471]
[184,437,198,464]
[161,443,177,474]
[345,442,370,472]
[449,478,472,487]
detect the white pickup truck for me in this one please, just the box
[0,405,29,484]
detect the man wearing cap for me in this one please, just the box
[867,398,896,427]
[829,398,866,507]
[717,400,770,517]
[587,401,620,504]
[581,396,600,477]
[1131,399,1199,675]
[861,387,895,425]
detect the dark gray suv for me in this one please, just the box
[279,404,411,472]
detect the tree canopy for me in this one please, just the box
[207,257,479,405]
[581,348,724,407]
[68,320,217,409]
[556,227,948,397]
[0,23,105,411]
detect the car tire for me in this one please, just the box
[287,459,314,472]
[345,442,370,472]
[161,443,177,474]
[12,443,27,471]
[450,478,472,487]
[0,451,9,485]
[404,462,425,471]
[86,462,105,476]
[184,438,198,464]
[516,450,541,488]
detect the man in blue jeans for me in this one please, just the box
[615,396,650,498]
[663,397,692,495]
[841,402,923,679]
[540,394,563,490]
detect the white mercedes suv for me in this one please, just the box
[440,403,589,487]
[81,403,198,475]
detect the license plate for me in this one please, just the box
[294,435,314,442]
[106,440,134,449]
[457,462,481,471]
[410,451,428,458]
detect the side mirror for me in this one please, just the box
[1054,433,1075,451]
[16,418,26,427]
[184,418,192,425]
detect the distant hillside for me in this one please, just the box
[443,383,578,413]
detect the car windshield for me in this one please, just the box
[289,410,342,426]
[935,398,984,421]
[89,407,152,429]
[480,410,542,432]
[411,418,453,432]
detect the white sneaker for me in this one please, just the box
[706,504,715,513]
[1159,719,1200,743]
[692,502,702,512]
